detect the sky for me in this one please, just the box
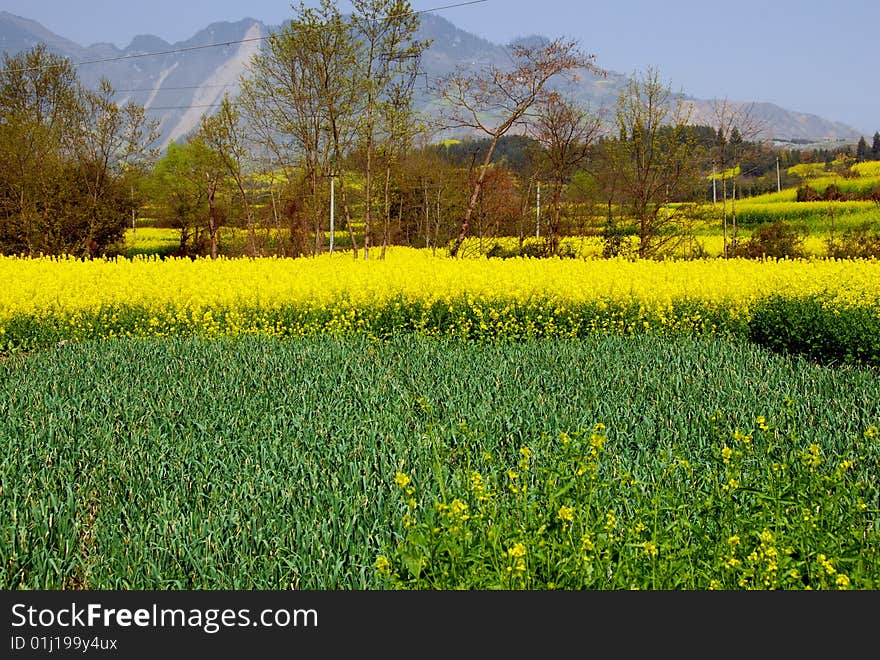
[5,0,878,135]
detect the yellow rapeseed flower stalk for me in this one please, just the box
[395,472,411,489]
[557,505,575,529]
[375,556,392,575]
[721,446,734,463]
[505,542,527,574]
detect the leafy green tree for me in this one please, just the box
[147,139,222,256]
[0,46,80,255]
[0,46,156,256]
[349,0,429,259]
[856,136,869,162]
[871,132,880,161]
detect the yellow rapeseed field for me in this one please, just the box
[1,248,877,341]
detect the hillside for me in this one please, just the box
[0,10,864,149]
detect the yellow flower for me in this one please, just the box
[818,554,836,576]
[470,471,484,493]
[733,430,752,445]
[721,446,733,463]
[604,510,617,531]
[643,541,658,558]
[804,444,823,469]
[836,574,851,590]
[450,498,469,520]
[375,556,391,575]
[727,535,741,547]
[755,416,769,431]
[580,534,595,554]
[557,505,575,525]
[395,472,411,489]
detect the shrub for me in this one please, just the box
[796,185,820,202]
[826,222,880,259]
[730,221,809,259]
[822,184,845,201]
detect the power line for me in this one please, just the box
[145,104,223,111]
[8,0,489,73]
[115,83,238,93]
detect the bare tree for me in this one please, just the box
[709,98,766,256]
[437,37,604,257]
[200,94,257,257]
[529,93,601,255]
[606,68,702,259]
[239,1,348,256]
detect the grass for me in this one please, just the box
[2,335,878,589]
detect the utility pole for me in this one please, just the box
[776,156,781,193]
[536,182,541,238]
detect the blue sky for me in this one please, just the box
[6,0,878,135]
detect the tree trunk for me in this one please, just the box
[207,179,218,259]
[449,135,500,257]
[550,181,562,256]
[381,161,391,260]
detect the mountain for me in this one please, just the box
[0,11,864,149]
[1,11,265,148]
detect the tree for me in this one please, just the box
[0,46,79,255]
[348,0,429,259]
[240,0,376,258]
[437,37,604,257]
[394,145,466,253]
[0,45,156,257]
[148,139,221,256]
[872,132,880,161]
[529,93,601,255]
[856,136,869,162]
[73,78,159,256]
[709,98,766,256]
[606,68,702,259]
[200,94,256,257]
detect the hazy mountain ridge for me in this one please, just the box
[0,11,863,149]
